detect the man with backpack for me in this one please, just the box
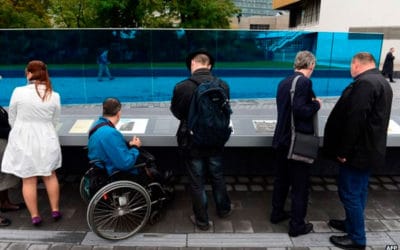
[170,48,232,231]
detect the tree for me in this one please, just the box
[171,0,240,29]
[136,0,240,28]
[0,0,51,28]
[48,0,239,28]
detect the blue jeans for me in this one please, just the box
[185,155,231,226]
[338,165,370,245]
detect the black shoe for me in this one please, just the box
[219,204,234,218]
[189,215,210,231]
[330,235,366,249]
[390,81,396,83]
[288,223,313,237]
[328,219,346,232]
[270,211,290,224]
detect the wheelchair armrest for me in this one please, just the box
[133,162,147,169]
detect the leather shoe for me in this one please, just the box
[328,219,346,232]
[288,222,313,237]
[189,215,210,231]
[270,211,290,224]
[330,235,366,249]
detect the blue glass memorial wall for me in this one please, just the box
[0,29,383,106]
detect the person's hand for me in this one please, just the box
[313,98,322,108]
[337,156,346,163]
[129,136,141,148]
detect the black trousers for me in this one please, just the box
[271,146,311,231]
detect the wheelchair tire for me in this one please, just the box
[87,180,151,240]
[79,168,93,204]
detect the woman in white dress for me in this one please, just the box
[1,60,62,226]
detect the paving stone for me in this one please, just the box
[377,209,400,219]
[214,220,234,233]
[0,243,9,250]
[366,220,388,232]
[365,209,384,220]
[48,243,76,250]
[234,220,254,233]
[378,176,393,183]
[93,246,114,250]
[386,231,400,244]
[266,185,274,191]
[383,184,399,191]
[369,177,381,183]
[234,184,248,192]
[311,177,324,184]
[309,221,332,233]
[370,184,384,191]
[226,184,234,191]
[237,177,250,183]
[249,184,264,191]
[381,220,400,230]
[392,176,400,183]
[366,232,396,246]
[7,243,35,250]
[325,184,338,191]
[82,233,187,247]
[187,233,291,248]
[311,185,325,191]
[251,177,265,184]
[323,177,336,183]
[225,176,237,184]
[27,244,52,250]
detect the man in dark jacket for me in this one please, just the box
[381,47,395,83]
[170,49,232,231]
[271,50,321,237]
[324,52,393,249]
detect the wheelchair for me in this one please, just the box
[79,148,174,240]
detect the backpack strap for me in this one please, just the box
[88,120,114,138]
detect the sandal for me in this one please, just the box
[0,202,26,213]
[0,217,11,226]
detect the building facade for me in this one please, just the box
[273,0,400,69]
[230,0,289,30]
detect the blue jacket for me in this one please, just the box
[87,117,139,176]
[272,72,320,149]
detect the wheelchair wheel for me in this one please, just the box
[79,168,93,204]
[87,180,151,240]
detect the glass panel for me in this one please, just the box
[0,29,383,106]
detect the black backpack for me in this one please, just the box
[187,77,232,147]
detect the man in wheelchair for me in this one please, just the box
[87,97,171,190]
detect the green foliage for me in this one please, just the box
[0,0,239,28]
[173,0,240,28]
[0,0,51,28]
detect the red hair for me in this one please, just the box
[25,60,53,101]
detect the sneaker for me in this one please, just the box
[288,223,313,237]
[189,215,210,231]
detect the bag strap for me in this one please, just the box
[289,75,318,137]
[88,120,114,138]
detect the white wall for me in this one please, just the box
[308,0,400,70]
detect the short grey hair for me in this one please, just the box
[294,51,316,70]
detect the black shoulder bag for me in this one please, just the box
[287,75,320,164]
